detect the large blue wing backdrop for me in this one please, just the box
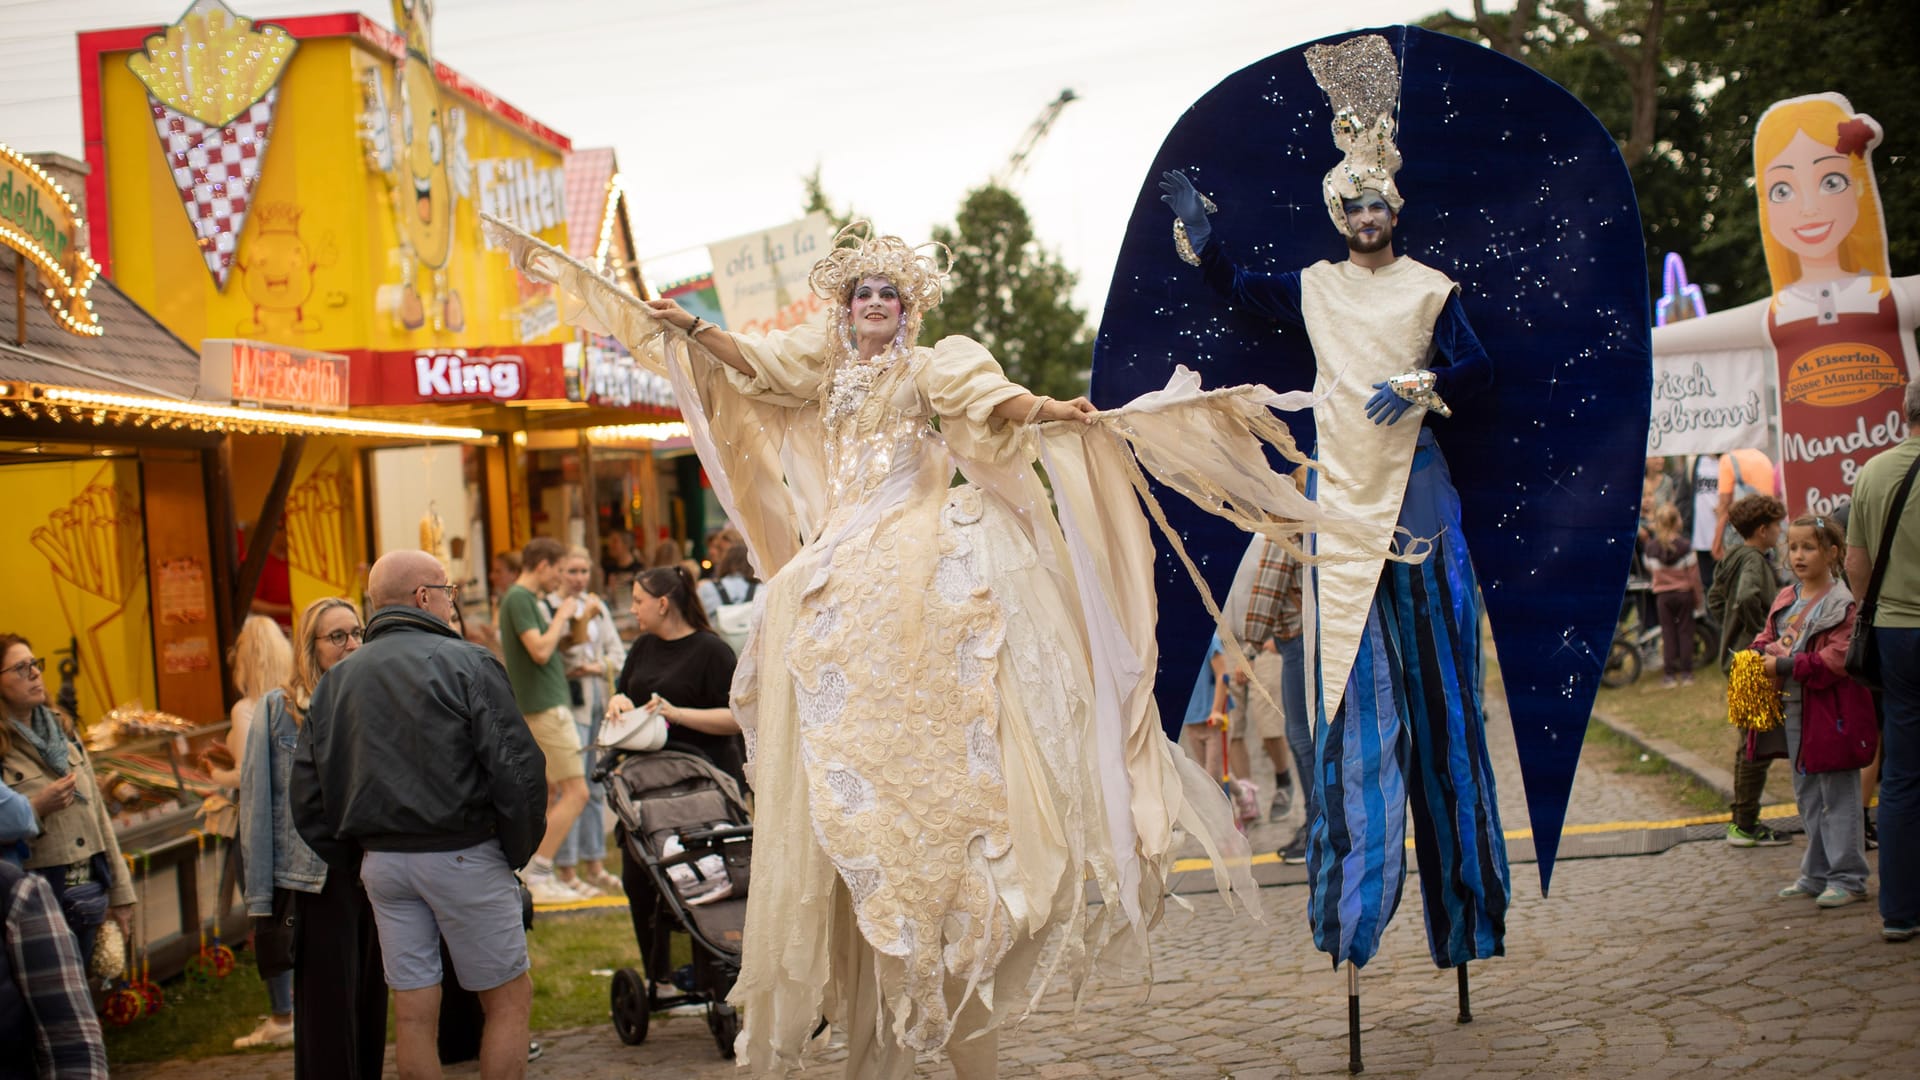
[1090,25,1651,891]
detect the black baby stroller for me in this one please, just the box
[600,747,752,1058]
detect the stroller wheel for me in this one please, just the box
[708,1002,740,1059]
[610,967,650,1046]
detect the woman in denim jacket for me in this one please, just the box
[237,597,362,1053]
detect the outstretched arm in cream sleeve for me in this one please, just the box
[990,392,1099,425]
[640,297,756,379]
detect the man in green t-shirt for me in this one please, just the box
[1845,380,1920,944]
[497,537,589,904]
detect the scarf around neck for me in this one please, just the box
[10,705,71,777]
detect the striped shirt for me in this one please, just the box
[1244,539,1304,644]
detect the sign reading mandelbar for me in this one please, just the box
[205,339,351,412]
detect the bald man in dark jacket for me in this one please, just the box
[294,550,546,1080]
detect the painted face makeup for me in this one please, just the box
[849,276,904,340]
[1342,194,1395,253]
[1764,130,1860,264]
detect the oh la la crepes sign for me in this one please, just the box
[0,144,101,337]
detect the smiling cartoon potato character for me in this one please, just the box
[386,0,465,332]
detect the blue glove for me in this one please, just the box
[1157,170,1211,251]
[1365,381,1413,426]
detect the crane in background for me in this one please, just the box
[995,88,1078,188]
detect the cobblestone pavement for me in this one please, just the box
[118,696,1920,1078]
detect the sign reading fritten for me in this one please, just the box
[0,144,101,337]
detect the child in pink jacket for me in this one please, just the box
[1750,514,1879,907]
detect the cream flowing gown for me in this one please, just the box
[485,218,1388,1073]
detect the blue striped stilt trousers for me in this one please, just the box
[1306,438,1510,969]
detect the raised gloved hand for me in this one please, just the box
[1158,170,1212,252]
[1366,381,1414,426]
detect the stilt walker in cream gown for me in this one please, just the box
[483,216,1400,1077]
[1160,33,1510,976]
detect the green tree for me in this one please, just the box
[801,166,855,233]
[921,184,1093,401]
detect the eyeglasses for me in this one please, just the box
[321,628,365,649]
[418,583,461,601]
[1,657,45,680]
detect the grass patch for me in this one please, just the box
[1583,720,1728,815]
[105,901,693,1067]
[1593,666,1795,806]
[102,957,282,1065]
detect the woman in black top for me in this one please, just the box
[605,567,743,989]
[607,567,744,785]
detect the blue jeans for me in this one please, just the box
[555,707,607,867]
[267,970,294,1015]
[1278,634,1314,821]
[1880,627,1920,929]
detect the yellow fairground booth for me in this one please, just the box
[78,1,684,640]
[2,136,490,986]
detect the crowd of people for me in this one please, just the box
[0,265,1912,1076]
[0,517,754,1078]
[1637,383,1920,944]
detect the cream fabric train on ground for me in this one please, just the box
[482,215,1389,1075]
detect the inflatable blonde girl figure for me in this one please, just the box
[1653,92,1918,516]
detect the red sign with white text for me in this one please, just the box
[346,344,569,406]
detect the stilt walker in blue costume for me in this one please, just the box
[1096,26,1652,1070]
[1163,31,1508,981]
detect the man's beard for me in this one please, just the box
[1346,223,1393,254]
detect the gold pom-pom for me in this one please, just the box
[1727,650,1784,731]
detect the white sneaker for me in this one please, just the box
[234,1016,295,1048]
[558,875,600,899]
[525,874,582,905]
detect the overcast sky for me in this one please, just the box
[4,0,1494,314]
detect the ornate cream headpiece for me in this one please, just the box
[808,221,951,354]
[1305,34,1405,236]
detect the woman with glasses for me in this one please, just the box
[0,633,135,971]
[237,598,385,1076]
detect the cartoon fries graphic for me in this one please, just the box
[30,472,147,708]
[285,451,349,590]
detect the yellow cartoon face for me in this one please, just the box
[239,228,315,310]
[396,56,452,268]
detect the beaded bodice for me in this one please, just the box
[818,351,943,520]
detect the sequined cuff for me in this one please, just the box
[1172,193,1220,266]
[1387,370,1451,418]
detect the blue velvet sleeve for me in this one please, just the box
[1196,235,1305,329]
[1429,291,1492,407]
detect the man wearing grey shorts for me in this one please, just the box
[296,550,547,1080]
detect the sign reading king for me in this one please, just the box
[414,351,524,400]
[0,144,102,337]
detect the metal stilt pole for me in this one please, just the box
[1456,962,1473,1024]
[1347,962,1363,1074]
